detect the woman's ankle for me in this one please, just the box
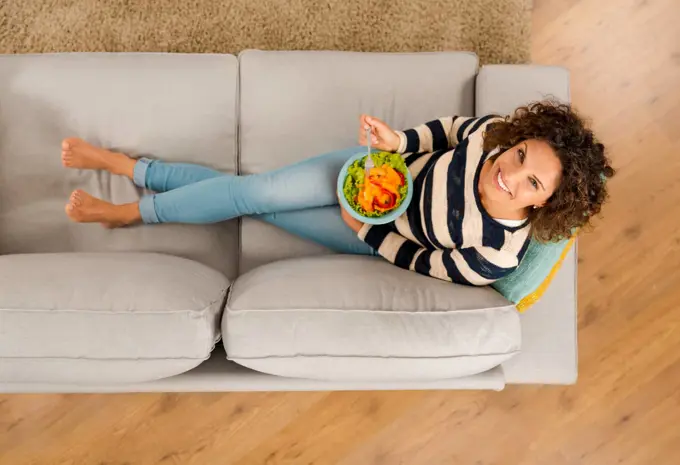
[118,202,143,226]
[109,154,137,179]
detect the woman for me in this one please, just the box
[62,101,614,286]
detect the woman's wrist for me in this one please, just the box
[394,131,406,153]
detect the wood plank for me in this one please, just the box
[1,1,679,464]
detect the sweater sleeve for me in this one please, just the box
[358,223,519,286]
[394,115,499,154]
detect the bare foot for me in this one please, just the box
[61,138,135,178]
[65,189,141,228]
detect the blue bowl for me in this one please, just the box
[337,151,413,225]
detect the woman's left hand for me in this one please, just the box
[338,195,365,233]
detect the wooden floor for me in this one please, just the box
[1,0,679,464]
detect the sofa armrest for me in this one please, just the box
[476,64,578,384]
[475,64,570,116]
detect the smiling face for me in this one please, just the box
[480,139,563,219]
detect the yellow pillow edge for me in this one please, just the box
[516,234,578,313]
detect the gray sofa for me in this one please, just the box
[0,51,576,393]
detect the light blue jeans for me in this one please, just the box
[133,146,376,256]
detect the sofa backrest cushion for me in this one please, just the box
[237,50,479,273]
[0,53,240,278]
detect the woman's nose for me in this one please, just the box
[504,168,519,185]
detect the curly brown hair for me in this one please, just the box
[482,100,615,243]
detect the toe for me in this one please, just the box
[62,137,80,150]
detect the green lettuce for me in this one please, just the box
[342,151,409,218]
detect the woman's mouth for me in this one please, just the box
[493,167,512,196]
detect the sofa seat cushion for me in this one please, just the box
[223,255,521,381]
[0,253,229,384]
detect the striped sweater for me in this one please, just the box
[357,115,531,286]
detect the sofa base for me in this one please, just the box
[0,348,506,393]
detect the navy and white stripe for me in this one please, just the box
[359,115,531,286]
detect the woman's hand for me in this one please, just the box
[341,206,364,233]
[338,194,365,233]
[359,114,401,152]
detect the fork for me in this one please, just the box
[364,126,374,176]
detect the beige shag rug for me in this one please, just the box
[0,0,531,64]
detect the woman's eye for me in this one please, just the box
[518,149,525,163]
[530,178,538,189]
